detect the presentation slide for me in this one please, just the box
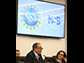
[17,0,65,38]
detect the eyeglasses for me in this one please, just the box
[37,48,43,50]
[16,53,20,55]
[59,54,64,56]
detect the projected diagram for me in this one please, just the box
[20,5,41,30]
[47,15,63,31]
[48,16,61,25]
[17,0,65,37]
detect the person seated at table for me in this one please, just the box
[16,49,20,57]
[54,50,67,63]
[16,49,24,63]
[25,42,45,63]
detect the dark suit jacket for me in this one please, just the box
[25,50,45,63]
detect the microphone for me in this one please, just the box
[43,55,47,63]
[43,55,46,57]
[43,55,46,60]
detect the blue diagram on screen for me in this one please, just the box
[20,4,41,30]
[48,16,61,25]
[17,0,65,37]
[23,8,38,26]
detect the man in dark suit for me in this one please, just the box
[25,43,45,63]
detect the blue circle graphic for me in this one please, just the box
[23,8,38,26]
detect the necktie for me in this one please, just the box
[38,57,41,63]
[36,55,39,60]
[36,55,40,63]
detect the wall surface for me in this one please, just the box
[16,0,67,58]
[41,0,66,5]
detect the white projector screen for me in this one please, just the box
[17,0,65,38]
